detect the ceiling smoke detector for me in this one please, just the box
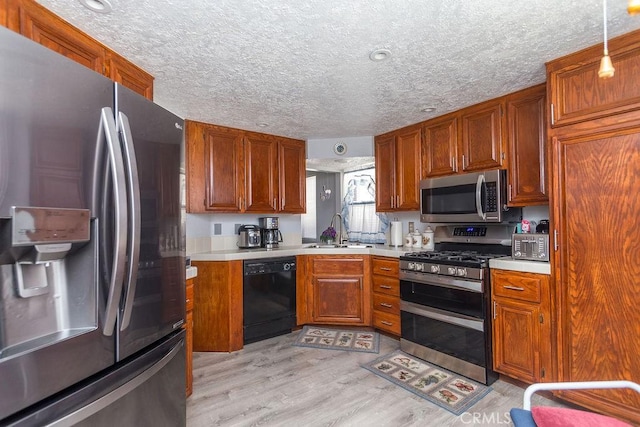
[78,0,113,14]
[369,48,391,62]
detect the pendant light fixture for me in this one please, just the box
[629,0,640,15]
[598,0,615,79]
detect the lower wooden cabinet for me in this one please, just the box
[185,278,194,397]
[491,269,552,384]
[371,257,400,335]
[306,255,371,325]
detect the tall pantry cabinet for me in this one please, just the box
[546,29,640,424]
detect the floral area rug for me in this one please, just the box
[362,350,492,415]
[292,326,379,353]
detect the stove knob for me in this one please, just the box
[408,262,415,270]
[447,267,457,275]
[457,267,467,277]
[415,263,423,272]
[430,265,440,274]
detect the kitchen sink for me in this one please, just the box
[306,244,373,249]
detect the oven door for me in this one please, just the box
[401,301,487,368]
[420,169,504,223]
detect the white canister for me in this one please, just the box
[422,226,435,251]
[412,231,422,248]
[404,233,413,248]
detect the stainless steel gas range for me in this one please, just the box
[399,224,514,385]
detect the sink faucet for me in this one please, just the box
[330,212,345,243]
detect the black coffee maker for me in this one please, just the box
[259,217,283,249]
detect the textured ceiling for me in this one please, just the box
[36,0,639,141]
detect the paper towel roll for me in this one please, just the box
[390,221,403,247]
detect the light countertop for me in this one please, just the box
[489,257,551,275]
[189,244,414,262]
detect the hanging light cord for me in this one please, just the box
[603,0,609,55]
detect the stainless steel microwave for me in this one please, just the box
[420,169,522,223]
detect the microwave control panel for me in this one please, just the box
[485,182,498,213]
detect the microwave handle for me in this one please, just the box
[476,173,486,221]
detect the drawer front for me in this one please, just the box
[491,270,544,303]
[312,258,363,275]
[372,293,400,315]
[186,279,194,312]
[372,275,400,296]
[372,257,399,277]
[373,310,401,335]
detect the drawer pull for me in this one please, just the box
[380,267,392,271]
[380,303,393,308]
[503,285,525,291]
[379,285,392,289]
[381,321,393,326]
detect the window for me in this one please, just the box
[341,169,389,244]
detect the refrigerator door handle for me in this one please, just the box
[118,112,141,331]
[100,107,129,336]
[46,340,183,427]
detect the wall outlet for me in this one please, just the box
[214,223,222,235]
[234,223,242,234]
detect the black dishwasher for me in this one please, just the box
[243,257,297,344]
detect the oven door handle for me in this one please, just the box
[400,271,483,292]
[476,173,486,221]
[401,301,485,332]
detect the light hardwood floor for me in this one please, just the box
[187,331,566,427]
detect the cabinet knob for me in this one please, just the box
[379,285,392,289]
[381,321,393,326]
[380,303,393,308]
[503,285,525,291]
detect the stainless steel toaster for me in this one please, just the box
[512,233,550,262]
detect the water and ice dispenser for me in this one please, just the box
[0,207,96,358]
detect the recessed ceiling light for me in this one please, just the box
[421,107,437,113]
[369,49,391,62]
[78,0,113,14]
[257,122,269,127]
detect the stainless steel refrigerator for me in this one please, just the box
[0,26,186,426]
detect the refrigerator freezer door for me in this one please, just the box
[0,27,115,419]
[2,330,186,427]
[114,84,186,361]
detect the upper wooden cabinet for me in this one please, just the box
[460,99,506,172]
[421,112,459,177]
[548,30,640,128]
[2,0,153,99]
[186,120,306,214]
[505,84,548,206]
[374,125,421,212]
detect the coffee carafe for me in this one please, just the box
[259,217,283,249]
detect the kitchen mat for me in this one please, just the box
[292,326,379,353]
[362,350,492,415]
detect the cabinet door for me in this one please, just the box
[395,126,421,210]
[506,84,547,206]
[106,51,154,100]
[374,134,396,211]
[422,113,459,177]
[13,0,105,74]
[493,298,542,383]
[553,129,640,422]
[203,128,244,212]
[312,277,364,324]
[278,139,306,213]
[547,31,640,127]
[461,100,505,171]
[244,135,278,212]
